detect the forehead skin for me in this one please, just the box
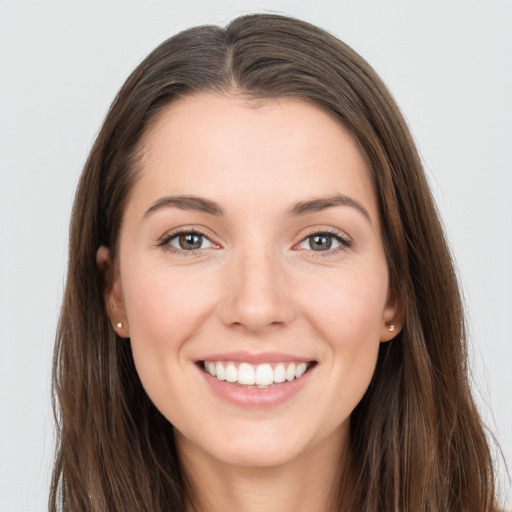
[125,93,380,240]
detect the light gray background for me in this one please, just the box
[1,1,511,510]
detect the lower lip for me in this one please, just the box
[198,364,315,408]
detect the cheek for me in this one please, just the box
[300,266,388,395]
[123,263,213,341]
[302,266,389,341]
[120,263,218,391]
[120,263,220,419]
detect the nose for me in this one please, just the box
[217,245,295,333]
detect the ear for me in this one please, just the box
[380,286,404,343]
[96,245,130,338]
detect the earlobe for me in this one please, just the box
[380,321,400,342]
[380,320,403,343]
[380,287,404,342]
[96,245,130,338]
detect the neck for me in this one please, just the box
[176,427,350,512]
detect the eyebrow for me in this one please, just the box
[144,193,371,222]
[288,194,371,222]
[144,195,224,217]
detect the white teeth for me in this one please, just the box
[295,362,307,378]
[216,362,226,381]
[238,363,255,385]
[274,363,286,383]
[255,364,274,386]
[203,360,311,386]
[225,363,237,383]
[286,363,296,381]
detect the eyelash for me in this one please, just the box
[158,228,217,256]
[158,228,352,256]
[297,229,352,257]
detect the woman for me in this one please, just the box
[50,13,499,512]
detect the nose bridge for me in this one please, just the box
[219,237,293,332]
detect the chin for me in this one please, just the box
[178,417,335,470]
[216,438,302,468]
[204,445,305,469]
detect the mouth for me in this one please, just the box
[199,360,316,388]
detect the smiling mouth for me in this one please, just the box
[200,360,316,388]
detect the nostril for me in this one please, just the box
[216,270,296,331]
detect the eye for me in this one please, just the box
[166,232,215,251]
[298,232,348,252]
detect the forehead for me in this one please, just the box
[129,93,377,219]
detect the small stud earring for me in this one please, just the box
[116,322,123,329]
[388,324,395,332]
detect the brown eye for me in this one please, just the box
[298,232,347,252]
[167,232,214,251]
[310,234,333,251]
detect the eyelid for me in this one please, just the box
[168,232,214,250]
[294,227,352,253]
[156,225,352,256]
[157,225,221,252]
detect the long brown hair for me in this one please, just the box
[50,13,499,511]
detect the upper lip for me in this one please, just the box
[197,351,315,364]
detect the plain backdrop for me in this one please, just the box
[1,1,511,510]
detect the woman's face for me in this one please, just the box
[102,93,400,468]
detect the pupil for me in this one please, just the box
[311,235,331,251]
[179,233,202,250]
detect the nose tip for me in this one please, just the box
[217,254,295,333]
[227,292,286,332]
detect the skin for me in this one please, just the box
[98,93,402,512]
